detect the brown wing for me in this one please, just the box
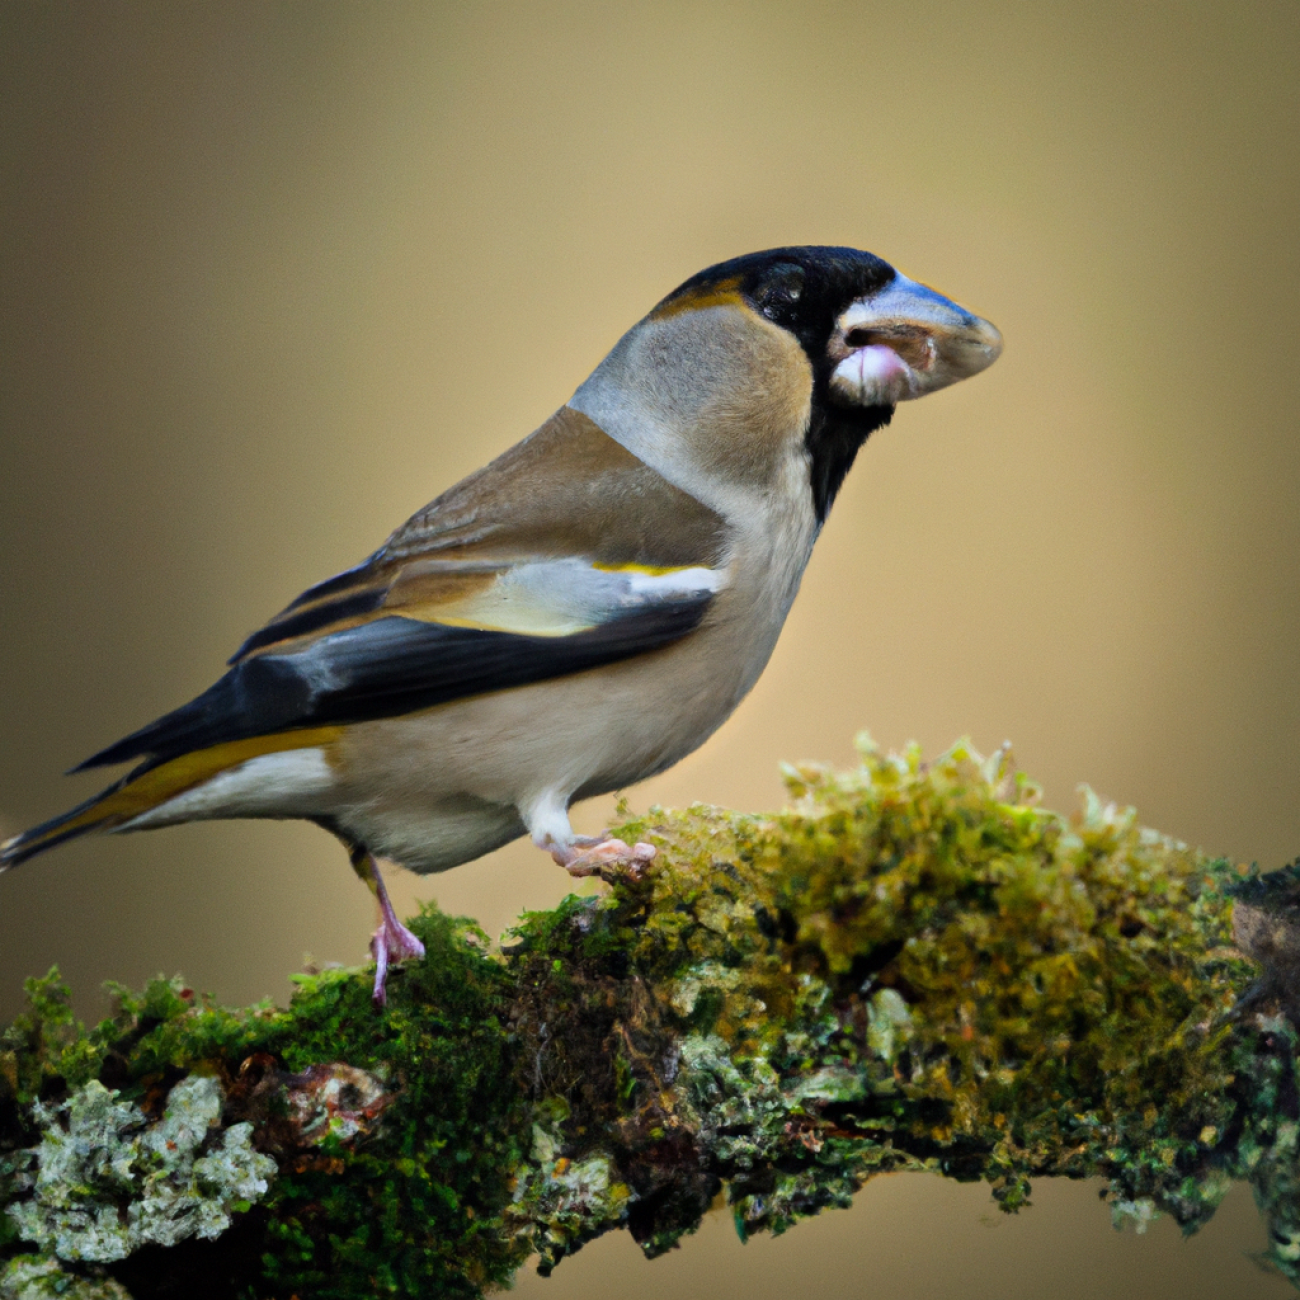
[379,404,727,567]
[70,407,730,774]
[228,405,728,662]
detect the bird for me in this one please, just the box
[1,246,1001,1002]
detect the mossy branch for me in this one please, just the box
[2,738,1298,1299]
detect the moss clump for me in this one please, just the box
[2,912,531,1298]
[504,737,1265,1257]
[254,913,529,1300]
[0,737,1295,1296]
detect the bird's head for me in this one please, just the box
[570,246,1002,522]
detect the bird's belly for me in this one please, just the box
[328,609,778,872]
[327,509,812,875]
[338,792,526,875]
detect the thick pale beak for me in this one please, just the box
[828,272,1002,406]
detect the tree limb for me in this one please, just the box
[1,738,1296,1298]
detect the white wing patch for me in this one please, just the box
[411,559,726,637]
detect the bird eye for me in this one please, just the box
[754,263,805,317]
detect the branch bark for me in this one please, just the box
[1,739,1296,1299]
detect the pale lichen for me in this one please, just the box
[7,1076,274,1263]
[0,1254,131,1299]
[505,1117,632,1266]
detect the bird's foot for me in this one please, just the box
[550,835,656,882]
[369,912,426,1006]
[348,845,426,1006]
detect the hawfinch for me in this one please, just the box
[2,246,1001,1001]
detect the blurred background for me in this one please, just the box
[1,2,1297,1295]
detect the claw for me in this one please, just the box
[369,909,426,1006]
[550,837,656,882]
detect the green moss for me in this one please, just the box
[254,910,530,1299]
[1,972,101,1112]
[2,912,531,1298]
[504,737,1279,1260]
[0,738,1295,1296]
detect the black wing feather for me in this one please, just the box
[74,596,711,773]
[227,587,389,663]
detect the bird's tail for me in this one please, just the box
[0,731,332,870]
[1,772,140,869]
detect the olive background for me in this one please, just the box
[1,3,1297,1296]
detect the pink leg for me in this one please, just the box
[349,846,425,1005]
[548,834,656,881]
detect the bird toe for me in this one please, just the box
[554,836,656,882]
[369,915,426,1005]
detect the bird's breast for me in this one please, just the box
[708,453,822,703]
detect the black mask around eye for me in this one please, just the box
[750,262,806,325]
